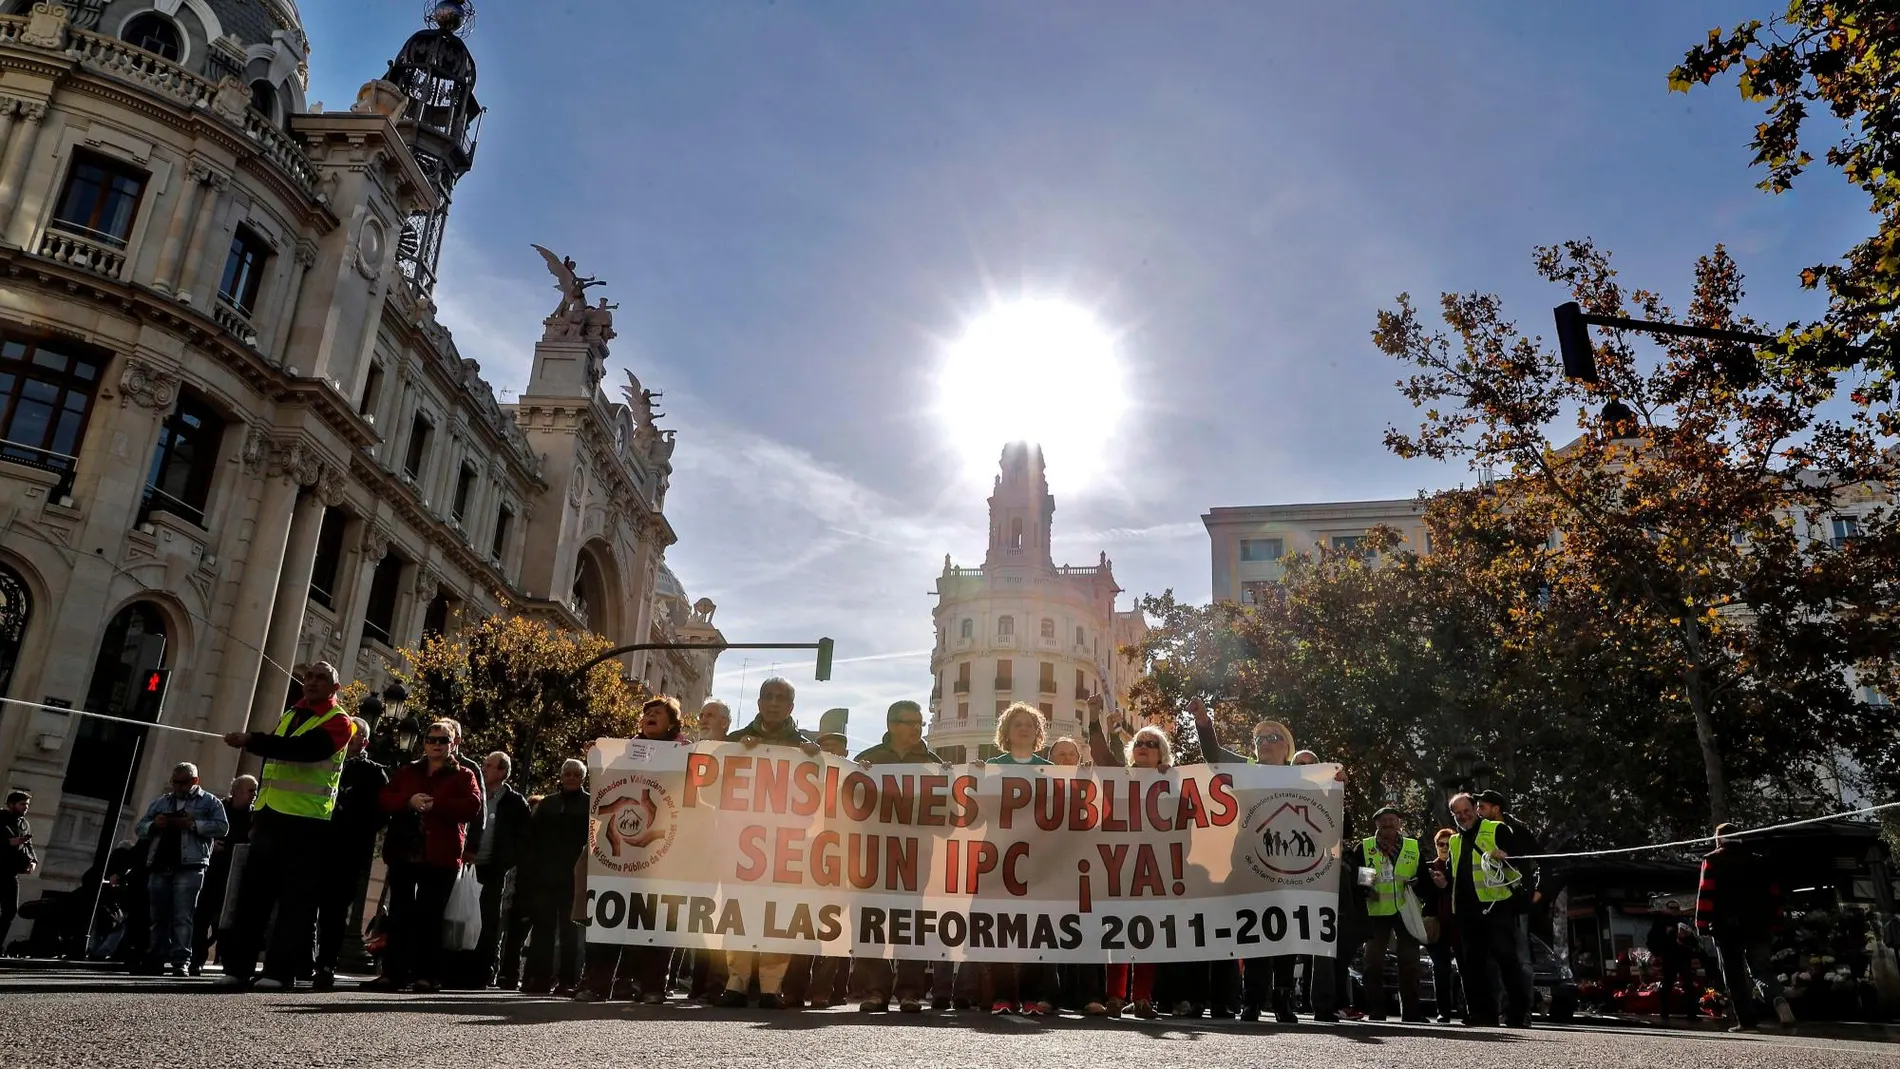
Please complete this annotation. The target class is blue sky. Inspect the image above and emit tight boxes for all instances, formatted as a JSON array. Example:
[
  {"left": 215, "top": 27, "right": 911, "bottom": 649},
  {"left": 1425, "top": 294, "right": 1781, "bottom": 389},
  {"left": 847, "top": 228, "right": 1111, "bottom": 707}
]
[{"left": 302, "top": 2, "right": 1865, "bottom": 750}]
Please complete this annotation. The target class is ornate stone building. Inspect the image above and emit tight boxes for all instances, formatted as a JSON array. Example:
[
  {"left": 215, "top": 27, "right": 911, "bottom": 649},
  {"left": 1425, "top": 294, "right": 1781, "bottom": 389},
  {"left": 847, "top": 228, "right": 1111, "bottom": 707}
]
[
  {"left": 925, "top": 443, "right": 1146, "bottom": 762},
  {"left": 0, "top": 0, "right": 720, "bottom": 893}
]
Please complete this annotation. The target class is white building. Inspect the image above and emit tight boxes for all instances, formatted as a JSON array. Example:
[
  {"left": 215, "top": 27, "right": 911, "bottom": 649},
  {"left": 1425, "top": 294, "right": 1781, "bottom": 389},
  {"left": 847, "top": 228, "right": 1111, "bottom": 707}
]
[
  {"left": 925, "top": 443, "right": 1146, "bottom": 761},
  {"left": 1203, "top": 497, "right": 1428, "bottom": 605}
]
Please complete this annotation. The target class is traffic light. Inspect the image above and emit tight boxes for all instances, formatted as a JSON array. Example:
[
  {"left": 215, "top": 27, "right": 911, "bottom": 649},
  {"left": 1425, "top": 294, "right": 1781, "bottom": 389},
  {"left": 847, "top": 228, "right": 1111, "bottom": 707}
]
[
  {"left": 1553, "top": 302, "right": 1599, "bottom": 384},
  {"left": 135, "top": 668, "right": 171, "bottom": 722},
  {"left": 815, "top": 637, "right": 835, "bottom": 682}
]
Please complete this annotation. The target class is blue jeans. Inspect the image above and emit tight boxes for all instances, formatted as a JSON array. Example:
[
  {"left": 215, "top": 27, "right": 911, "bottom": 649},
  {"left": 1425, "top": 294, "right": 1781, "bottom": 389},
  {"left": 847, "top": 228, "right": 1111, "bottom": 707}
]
[{"left": 148, "top": 868, "right": 207, "bottom": 966}]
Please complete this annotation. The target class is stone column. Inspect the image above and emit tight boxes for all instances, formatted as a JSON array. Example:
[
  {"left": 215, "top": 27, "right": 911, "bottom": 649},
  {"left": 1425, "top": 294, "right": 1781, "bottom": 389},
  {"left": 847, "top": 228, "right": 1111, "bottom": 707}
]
[
  {"left": 204, "top": 434, "right": 302, "bottom": 736},
  {"left": 0, "top": 102, "right": 48, "bottom": 236},
  {"left": 0, "top": 100, "right": 19, "bottom": 200},
  {"left": 267, "top": 243, "right": 317, "bottom": 364},
  {"left": 247, "top": 468, "right": 337, "bottom": 728},
  {"left": 337, "top": 522, "right": 389, "bottom": 671},
  {"left": 149, "top": 161, "right": 211, "bottom": 295},
  {"left": 172, "top": 170, "right": 230, "bottom": 307}
]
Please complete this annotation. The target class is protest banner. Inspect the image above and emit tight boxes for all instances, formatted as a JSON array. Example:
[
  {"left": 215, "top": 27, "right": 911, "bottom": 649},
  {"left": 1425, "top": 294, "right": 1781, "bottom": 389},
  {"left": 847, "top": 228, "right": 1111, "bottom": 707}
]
[{"left": 583, "top": 739, "right": 1344, "bottom": 963}]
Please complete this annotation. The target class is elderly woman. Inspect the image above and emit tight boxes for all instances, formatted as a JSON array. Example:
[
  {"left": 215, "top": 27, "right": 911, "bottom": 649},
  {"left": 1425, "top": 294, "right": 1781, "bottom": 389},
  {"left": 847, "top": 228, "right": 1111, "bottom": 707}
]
[
  {"left": 1421, "top": 827, "right": 1461, "bottom": 1022},
  {"left": 1047, "top": 736, "right": 1084, "bottom": 767},
  {"left": 982, "top": 704, "right": 1054, "bottom": 1015},
  {"left": 373, "top": 720, "right": 481, "bottom": 993},
  {"left": 1100, "top": 725, "right": 1173, "bottom": 1019}
]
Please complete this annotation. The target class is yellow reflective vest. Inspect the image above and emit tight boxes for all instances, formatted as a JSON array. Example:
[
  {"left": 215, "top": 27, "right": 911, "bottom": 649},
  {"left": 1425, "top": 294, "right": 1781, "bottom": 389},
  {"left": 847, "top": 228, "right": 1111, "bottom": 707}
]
[
  {"left": 1445, "top": 819, "right": 1514, "bottom": 912},
  {"left": 257, "top": 707, "right": 351, "bottom": 819},
  {"left": 1361, "top": 835, "right": 1421, "bottom": 917}
]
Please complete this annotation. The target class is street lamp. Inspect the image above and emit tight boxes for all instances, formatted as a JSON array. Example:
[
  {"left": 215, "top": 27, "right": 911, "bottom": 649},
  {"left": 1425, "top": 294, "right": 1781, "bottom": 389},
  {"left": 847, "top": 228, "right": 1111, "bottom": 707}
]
[{"left": 382, "top": 681, "right": 416, "bottom": 753}]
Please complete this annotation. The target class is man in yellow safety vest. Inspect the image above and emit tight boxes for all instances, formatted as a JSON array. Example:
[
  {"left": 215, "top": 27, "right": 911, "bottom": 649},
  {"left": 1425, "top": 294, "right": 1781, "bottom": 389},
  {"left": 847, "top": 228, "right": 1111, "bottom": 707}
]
[
  {"left": 217, "top": 661, "right": 356, "bottom": 989},
  {"left": 1360, "top": 806, "right": 1425, "bottom": 1021},
  {"left": 1432, "top": 792, "right": 1531, "bottom": 1027}
]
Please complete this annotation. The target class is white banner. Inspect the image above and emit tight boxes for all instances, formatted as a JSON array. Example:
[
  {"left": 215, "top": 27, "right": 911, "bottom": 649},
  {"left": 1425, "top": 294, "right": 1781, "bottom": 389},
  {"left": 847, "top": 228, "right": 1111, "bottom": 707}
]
[{"left": 584, "top": 739, "right": 1345, "bottom": 963}]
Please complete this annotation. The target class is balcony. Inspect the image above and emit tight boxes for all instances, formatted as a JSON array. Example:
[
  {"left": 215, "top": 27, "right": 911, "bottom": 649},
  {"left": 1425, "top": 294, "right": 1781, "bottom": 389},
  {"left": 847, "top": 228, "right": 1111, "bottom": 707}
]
[
  {"left": 994, "top": 677, "right": 1014, "bottom": 693},
  {"left": 0, "top": 440, "right": 78, "bottom": 499},
  {"left": 213, "top": 294, "right": 261, "bottom": 346},
  {"left": 136, "top": 485, "right": 205, "bottom": 529},
  {"left": 952, "top": 681, "right": 970, "bottom": 694},
  {"left": 995, "top": 633, "right": 1017, "bottom": 648},
  {"left": 38, "top": 226, "right": 128, "bottom": 280},
  {"left": 1038, "top": 678, "right": 1058, "bottom": 695}
]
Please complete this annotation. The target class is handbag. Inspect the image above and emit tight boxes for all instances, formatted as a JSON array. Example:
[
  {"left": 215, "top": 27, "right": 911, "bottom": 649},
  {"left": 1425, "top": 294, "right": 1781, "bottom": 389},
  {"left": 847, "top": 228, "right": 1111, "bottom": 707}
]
[{"left": 440, "top": 867, "right": 484, "bottom": 952}]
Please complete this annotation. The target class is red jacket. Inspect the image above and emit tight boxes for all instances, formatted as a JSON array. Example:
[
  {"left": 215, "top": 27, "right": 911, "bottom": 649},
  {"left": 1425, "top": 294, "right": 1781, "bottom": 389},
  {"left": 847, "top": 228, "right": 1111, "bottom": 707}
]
[{"left": 379, "top": 759, "right": 481, "bottom": 869}]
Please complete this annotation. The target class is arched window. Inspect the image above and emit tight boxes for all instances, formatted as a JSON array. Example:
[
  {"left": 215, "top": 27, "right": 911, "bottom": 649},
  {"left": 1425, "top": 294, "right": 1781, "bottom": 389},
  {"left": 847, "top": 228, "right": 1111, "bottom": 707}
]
[
  {"left": 63, "top": 601, "right": 168, "bottom": 801},
  {"left": 1039, "top": 618, "right": 1055, "bottom": 641},
  {"left": 959, "top": 618, "right": 972, "bottom": 640},
  {"left": 998, "top": 615, "right": 1014, "bottom": 638},
  {"left": 1009, "top": 518, "right": 1024, "bottom": 551},
  {"left": 250, "top": 80, "right": 279, "bottom": 121},
  {"left": 122, "top": 13, "right": 182, "bottom": 62},
  {"left": 0, "top": 562, "right": 31, "bottom": 699},
  {"left": 572, "top": 551, "right": 608, "bottom": 637}
]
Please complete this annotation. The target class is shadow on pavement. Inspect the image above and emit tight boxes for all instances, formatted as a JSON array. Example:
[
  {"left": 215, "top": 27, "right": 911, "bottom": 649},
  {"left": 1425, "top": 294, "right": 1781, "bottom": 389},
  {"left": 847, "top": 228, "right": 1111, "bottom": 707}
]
[{"left": 273, "top": 996, "right": 1533, "bottom": 1043}]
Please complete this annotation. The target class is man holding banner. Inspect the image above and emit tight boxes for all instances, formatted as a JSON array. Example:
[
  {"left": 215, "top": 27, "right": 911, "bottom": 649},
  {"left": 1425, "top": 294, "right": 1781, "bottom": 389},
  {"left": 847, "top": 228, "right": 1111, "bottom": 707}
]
[{"left": 851, "top": 700, "right": 945, "bottom": 1013}]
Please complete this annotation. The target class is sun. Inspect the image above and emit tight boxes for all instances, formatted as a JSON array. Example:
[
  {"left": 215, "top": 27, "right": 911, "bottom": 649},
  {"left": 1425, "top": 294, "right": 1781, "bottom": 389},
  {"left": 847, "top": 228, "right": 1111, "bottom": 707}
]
[{"left": 935, "top": 299, "right": 1128, "bottom": 488}]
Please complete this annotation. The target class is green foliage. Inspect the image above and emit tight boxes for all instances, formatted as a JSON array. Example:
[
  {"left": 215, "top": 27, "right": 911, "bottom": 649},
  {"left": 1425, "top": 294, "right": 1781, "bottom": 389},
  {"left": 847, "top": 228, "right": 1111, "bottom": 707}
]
[{"left": 394, "top": 615, "right": 646, "bottom": 794}]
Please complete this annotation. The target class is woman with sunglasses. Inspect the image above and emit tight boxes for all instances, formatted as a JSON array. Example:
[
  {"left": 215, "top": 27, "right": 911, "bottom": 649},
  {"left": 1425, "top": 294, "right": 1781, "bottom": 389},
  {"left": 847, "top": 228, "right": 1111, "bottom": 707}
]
[
  {"left": 1102, "top": 725, "right": 1172, "bottom": 1019},
  {"left": 375, "top": 720, "right": 481, "bottom": 993}
]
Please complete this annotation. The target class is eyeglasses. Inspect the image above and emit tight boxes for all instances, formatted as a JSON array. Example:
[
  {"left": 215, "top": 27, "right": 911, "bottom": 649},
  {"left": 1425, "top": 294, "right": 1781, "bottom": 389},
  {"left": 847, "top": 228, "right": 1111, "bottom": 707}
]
[
  {"left": 424, "top": 735, "right": 452, "bottom": 745},
  {"left": 1132, "top": 740, "right": 1161, "bottom": 750}
]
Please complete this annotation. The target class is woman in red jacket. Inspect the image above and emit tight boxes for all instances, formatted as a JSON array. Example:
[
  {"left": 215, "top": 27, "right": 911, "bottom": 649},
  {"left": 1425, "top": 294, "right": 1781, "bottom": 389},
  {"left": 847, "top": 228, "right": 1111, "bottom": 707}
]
[{"left": 373, "top": 719, "right": 481, "bottom": 993}]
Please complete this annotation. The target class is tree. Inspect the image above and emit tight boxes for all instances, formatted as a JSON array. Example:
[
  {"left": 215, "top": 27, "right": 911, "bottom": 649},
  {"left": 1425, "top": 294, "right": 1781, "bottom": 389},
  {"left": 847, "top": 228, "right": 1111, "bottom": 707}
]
[
  {"left": 394, "top": 615, "right": 646, "bottom": 793},
  {"left": 1672, "top": 1, "right": 1900, "bottom": 406},
  {"left": 1375, "top": 240, "right": 1900, "bottom": 824}
]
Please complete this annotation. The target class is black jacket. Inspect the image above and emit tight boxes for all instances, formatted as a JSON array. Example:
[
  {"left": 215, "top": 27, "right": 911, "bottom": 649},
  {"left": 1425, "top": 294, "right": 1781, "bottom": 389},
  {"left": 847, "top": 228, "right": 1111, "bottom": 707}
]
[
  {"left": 519, "top": 788, "right": 591, "bottom": 897},
  {"left": 1491, "top": 812, "right": 1542, "bottom": 911},
  {"left": 330, "top": 754, "right": 390, "bottom": 848},
  {"left": 2, "top": 810, "right": 33, "bottom": 875},
  {"left": 854, "top": 733, "right": 943, "bottom": 765},
  {"left": 479, "top": 783, "right": 533, "bottom": 871},
  {"left": 457, "top": 752, "right": 487, "bottom": 859},
  {"left": 729, "top": 714, "right": 811, "bottom": 749}
]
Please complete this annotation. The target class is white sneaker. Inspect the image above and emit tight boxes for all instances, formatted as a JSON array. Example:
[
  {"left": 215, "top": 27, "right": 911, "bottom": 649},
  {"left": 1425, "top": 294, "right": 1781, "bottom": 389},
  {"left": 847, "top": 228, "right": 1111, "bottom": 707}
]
[
  {"left": 1773, "top": 997, "right": 1795, "bottom": 1025},
  {"left": 253, "top": 977, "right": 288, "bottom": 991}
]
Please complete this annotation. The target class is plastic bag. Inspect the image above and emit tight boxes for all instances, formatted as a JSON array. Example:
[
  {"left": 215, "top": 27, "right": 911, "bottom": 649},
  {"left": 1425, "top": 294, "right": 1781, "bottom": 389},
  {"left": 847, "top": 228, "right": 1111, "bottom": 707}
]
[
  {"left": 1399, "top": 887, "right": 1430, "bottom": 944},
  {"left": 441, "top": 867, "right": 483, "bottom": 952}
]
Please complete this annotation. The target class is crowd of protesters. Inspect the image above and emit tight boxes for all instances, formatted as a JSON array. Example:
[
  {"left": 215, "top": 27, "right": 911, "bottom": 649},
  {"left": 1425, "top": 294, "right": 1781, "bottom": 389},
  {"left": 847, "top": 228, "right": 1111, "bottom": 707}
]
[{"left": 0, "top": 663, "right": 1801, "bottom": 1034}]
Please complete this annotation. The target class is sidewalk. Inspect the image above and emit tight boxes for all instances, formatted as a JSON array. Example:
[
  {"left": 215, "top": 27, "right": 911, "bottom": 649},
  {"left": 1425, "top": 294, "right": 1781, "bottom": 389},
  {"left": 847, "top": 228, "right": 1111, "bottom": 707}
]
[{"left": 1604, "top": 1010, "right": 1900, "bottom": 1043}]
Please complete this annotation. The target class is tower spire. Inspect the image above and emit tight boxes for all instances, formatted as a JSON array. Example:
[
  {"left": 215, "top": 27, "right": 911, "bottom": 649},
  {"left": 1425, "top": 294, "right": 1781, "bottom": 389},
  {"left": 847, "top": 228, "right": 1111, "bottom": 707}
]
[
  {"left": 983, "top": 442, "right": 1055, "bottom": 570},
  {"left": 385, "top": 1, "right": 483, "bottom": 295}
]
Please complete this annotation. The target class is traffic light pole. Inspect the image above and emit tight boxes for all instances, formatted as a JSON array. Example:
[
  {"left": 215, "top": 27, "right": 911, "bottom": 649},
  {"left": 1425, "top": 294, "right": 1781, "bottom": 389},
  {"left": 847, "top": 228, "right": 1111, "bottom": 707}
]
[
  {"left": 1554, "top": 301, "right": 1772, "bottom": 384},
  {"left": 570, "top": 638, "right": 837, "bottom": 683}
]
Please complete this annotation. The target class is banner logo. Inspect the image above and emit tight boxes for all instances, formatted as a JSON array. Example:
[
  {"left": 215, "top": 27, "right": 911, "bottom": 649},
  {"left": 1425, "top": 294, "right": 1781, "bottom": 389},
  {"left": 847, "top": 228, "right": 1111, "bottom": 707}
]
[
  {"left": 1242, "top": 792, "right": 1336, "bottom": 885},
  {"left": 593, "top": 773, "right": 678, "bottom": 873}
]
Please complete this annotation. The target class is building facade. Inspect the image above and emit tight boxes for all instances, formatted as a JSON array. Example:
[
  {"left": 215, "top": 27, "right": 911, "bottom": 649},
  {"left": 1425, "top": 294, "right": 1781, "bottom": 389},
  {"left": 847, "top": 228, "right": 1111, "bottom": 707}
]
[
  {"left": 925, "top": 443, "right": 1146, "bottom": 762},
  {"left": 1203, "top": 497, "right": 1427, "bottom": 604},
  {"left": 0, "top": 0, "right": 717, "bottom": 894}
]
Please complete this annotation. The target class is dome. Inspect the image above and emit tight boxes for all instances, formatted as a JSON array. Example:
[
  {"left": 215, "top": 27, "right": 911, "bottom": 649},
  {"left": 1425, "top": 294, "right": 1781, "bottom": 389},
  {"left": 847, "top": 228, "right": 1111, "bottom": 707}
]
[{"left": 654, "top": 562, "right": 687, "bottom": 602}]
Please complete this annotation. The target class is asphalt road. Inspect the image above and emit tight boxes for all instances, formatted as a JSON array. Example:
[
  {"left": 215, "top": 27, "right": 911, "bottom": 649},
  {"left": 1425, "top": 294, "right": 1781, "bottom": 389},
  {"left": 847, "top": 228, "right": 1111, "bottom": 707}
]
[{"left": 2, "top": 973, "right": 1893, "bottom": 1069}]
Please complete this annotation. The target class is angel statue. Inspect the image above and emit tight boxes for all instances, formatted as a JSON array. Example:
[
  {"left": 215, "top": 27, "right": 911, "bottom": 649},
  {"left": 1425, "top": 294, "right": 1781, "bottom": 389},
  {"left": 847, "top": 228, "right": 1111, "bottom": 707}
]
[{"left": 531, "top": 244, "right": 607, "bottom": 337}]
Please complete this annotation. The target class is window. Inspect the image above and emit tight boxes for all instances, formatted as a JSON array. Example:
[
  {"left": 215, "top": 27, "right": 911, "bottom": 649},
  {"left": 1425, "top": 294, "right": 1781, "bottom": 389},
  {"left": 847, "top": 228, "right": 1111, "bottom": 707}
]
[
  {"left": 142, "top": 390, "right": 225, "bottom": 526},
  {"left": 1239, "top": 537, "right": 1284, "bottom": 562},
  {"left": 402, "top": 411, "right": 432, "bottom": 481},
  {"left": 959, "top": 617, "right": 973, "bottom": 640},
  {"left": 998, "top": 615, "right": 1014, "bottom": 637},
  {"left": 218, "top": 226, "right": 272, "bottom": 315},
  {"left": 1038, "top": 702, "right": 1053, "bottom": 716},
  {"left": 51, "top": 152, "right": 147, "bottom": 247},
  {"left": 491, "top": 502, "right": 513, "bottom": 559},
  {"left": 954, "top": 662, "right": 970, "bottom": 693},
  {"left": 0, "top": 333, "right": 102, "bottom": 483},
  {"left": 121, "top": 13, "right": 181, "bottom": 62},
  {"left": 421, "top": 591, "right": 450, "bottom": 638},
  {"left": 1039, "top": 661, "right": 1056, "bottom": 693},
  {"left": 1331, "top": 534, "right": 1366, "bottom": 555},
  {"left": 361, "top": 552, "right": 405, "bottom": 646},
  {"left": 1039, "top": 617, "right": 1055, "bottom": 640},
  {"left": 1075, "top": 668, "right": 1087, "bottom": 699},
  {"left": 995, "top": 658, "right": 1012, "bottom": 691},
  {"left": 1075, "top": 626, "right": 1085, "bottom": 647},
  {"left": 1831, "top": 516, "right": 1861, "bottom": 547},
  {"left": 451, "top": 461, "right": 477, "bottom": 523},
  {"left": 308, "top": 507, "right": 347, "bottom": 609},
  {"left": 956, "top": 702, "right": 969, "bottom": 721},
  {"left": 250, "top": 80, "right": 279, "bottom": 121},
  {"left": 992, "top": 703, "right": 1007, "bottom": 722},
  {"left": 359, "top": 364, "right": 384, "bottom": 417},
  {"left": 1009, "top": 517, "right": 1024, "bottom": 550},
  {"left": 1240, "top": 580, "right": 1277, "bottom": 606}
]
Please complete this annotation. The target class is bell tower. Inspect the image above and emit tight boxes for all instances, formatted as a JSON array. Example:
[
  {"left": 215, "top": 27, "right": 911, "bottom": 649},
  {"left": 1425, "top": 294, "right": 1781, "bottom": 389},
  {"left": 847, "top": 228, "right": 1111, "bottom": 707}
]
[
  {"left": 385, "top": 1, "right": 483, "bottom": 294},
  {"left": 984, "top": 442, "right": 1056, "bottom": 570}
]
